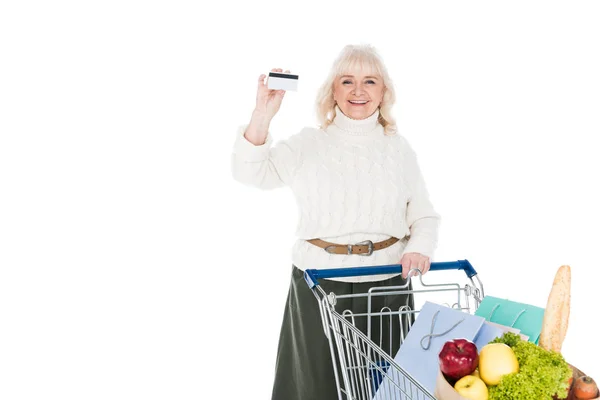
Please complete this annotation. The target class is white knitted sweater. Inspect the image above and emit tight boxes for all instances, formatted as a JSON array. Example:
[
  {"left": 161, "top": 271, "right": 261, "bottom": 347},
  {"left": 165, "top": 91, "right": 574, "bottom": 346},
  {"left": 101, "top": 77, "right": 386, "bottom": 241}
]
[{"left": 231, "top": 106, "right": 440, "bottom": 282}]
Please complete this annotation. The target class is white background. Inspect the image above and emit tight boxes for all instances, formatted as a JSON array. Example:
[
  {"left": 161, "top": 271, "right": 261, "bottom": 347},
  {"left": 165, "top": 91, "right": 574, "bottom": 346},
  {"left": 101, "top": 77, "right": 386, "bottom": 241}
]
[{"left": 1, "top": 1, "right": 599, "bottom": 399}]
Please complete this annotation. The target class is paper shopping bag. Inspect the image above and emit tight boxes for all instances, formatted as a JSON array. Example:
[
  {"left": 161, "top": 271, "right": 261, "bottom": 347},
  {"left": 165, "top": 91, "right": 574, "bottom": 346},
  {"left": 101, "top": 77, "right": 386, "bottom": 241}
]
[
  {"left": 474, "top": 296, "right": 544, "bottom": 344},
  {"left": 373, "top": 302, "right": 485, "bottom": 398}
]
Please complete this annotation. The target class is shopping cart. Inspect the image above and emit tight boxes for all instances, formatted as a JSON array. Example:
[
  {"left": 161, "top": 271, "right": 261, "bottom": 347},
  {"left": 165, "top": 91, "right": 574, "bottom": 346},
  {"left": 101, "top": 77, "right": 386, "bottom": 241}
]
[{"left": 304, "top": 260, "right": 484, "bottom": 400}]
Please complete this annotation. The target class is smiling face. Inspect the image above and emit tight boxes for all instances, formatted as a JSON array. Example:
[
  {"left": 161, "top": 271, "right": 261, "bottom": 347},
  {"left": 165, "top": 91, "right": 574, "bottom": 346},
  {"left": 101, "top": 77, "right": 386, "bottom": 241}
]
[{"left": 333, "top": 71, "right": 385, "bottom": 120}]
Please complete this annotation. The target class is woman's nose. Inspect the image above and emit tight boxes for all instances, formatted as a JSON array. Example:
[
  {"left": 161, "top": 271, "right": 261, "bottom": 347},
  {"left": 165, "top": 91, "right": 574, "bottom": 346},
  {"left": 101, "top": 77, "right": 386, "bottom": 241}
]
[{"left": 352, "top": 85, "right": 364, "bottom": 95}]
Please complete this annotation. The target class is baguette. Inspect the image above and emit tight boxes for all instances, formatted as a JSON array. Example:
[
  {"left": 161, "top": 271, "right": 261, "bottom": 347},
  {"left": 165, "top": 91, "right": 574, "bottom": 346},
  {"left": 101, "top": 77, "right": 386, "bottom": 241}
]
[{"left": 539, "top": 265, "right": 571, "bottom": 353}]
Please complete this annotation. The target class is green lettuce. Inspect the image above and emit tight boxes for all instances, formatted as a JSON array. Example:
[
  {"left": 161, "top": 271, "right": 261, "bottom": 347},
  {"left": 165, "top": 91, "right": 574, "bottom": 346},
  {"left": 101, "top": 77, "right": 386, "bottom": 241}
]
[{"left": 487, "top": 332, "right": 572, "bottom": 400}]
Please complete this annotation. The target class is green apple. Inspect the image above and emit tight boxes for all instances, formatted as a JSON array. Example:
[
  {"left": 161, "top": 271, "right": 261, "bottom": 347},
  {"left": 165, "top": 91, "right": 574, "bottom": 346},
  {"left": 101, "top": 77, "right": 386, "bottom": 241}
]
[
  {"left": 478, "top": 343, "right": 519, "bottom": 386},
  {"left": 454, "top": 375, "right": 489, "bottom": 400}
]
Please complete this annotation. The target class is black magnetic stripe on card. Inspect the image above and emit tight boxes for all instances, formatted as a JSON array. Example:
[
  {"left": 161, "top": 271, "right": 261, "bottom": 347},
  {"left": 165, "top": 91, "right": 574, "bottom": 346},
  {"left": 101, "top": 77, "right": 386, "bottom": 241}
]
[{"left": 268, "top": 72, "right": 299, "bottom": 80}]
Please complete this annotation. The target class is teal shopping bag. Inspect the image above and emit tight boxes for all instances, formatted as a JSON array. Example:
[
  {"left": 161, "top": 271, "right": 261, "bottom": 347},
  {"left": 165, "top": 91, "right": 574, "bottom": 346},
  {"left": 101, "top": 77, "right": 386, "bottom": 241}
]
[{"left": 474, "top": 296, "right": 545, "bottom": 344}]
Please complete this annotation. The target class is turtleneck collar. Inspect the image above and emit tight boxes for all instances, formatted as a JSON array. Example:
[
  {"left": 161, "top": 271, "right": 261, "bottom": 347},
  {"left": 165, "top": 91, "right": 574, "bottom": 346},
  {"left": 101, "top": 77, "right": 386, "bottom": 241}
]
[{"left": 329, "top": 105, "right": 381, "bottom": 137}]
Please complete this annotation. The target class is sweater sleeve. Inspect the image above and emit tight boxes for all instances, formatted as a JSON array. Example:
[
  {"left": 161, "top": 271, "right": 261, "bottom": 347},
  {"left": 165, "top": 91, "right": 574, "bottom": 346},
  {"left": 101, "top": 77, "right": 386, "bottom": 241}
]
[
  {"left": 400, "top": 138, "right": 441, "bottom": 258},
  {"left": 231, "top": 124, "right": 303, "bottom": 189}
]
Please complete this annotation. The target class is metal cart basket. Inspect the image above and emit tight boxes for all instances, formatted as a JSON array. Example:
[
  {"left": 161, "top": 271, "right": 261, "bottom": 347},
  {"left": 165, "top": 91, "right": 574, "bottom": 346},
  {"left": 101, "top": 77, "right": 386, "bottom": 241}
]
[{"left": 304, "top": 260, "right": 484, "bottom": 400}]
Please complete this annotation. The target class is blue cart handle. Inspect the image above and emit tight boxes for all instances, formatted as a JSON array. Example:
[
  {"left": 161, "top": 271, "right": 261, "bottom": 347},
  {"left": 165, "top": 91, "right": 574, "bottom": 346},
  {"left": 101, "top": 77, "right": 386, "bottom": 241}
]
[{"left": 304, "top": 260, "right": 477, "bottom": 289}]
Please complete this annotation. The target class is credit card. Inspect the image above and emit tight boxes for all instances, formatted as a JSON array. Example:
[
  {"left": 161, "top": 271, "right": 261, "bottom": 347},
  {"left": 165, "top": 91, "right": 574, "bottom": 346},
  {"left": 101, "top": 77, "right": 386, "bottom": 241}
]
[{"left": 267, "top": 72, "right": 299, "bottom": 91}]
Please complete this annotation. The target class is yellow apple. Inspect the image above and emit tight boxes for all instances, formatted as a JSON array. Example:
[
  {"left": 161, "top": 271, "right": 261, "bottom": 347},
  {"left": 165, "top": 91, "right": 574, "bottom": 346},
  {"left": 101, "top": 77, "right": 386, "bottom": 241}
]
[
  {"left": 478, "top": 343, "right": 519, "bottom": 386},
  {"left": 454, "top": 375, "right": 489, "bottom": 400}
]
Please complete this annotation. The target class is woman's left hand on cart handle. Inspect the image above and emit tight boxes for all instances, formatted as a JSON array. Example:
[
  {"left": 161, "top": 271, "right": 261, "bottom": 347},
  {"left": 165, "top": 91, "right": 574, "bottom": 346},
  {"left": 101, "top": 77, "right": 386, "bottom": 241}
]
[{"left": 400, "top": 252, "right": 430, "bottom": 279}]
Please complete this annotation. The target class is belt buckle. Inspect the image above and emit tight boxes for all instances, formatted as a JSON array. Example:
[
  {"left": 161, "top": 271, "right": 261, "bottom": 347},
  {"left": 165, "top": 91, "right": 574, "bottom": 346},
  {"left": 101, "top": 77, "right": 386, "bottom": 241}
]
[
  {"left": 354, "top": 240, "right": 374, "bottom": 256},
  {"left": 324, "top": 240, "right": 374, "bottom": 256}
]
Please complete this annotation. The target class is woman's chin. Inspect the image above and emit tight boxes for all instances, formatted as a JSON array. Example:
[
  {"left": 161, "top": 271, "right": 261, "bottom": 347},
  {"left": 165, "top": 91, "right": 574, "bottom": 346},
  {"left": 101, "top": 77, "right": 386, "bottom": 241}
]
[{"left": 345, "top": 108, "right": 375, "bottom": 120}]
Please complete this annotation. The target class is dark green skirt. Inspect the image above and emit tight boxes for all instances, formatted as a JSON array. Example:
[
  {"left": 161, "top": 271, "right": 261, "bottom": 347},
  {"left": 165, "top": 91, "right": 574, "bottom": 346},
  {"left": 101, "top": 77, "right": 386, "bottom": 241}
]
[{"left": 271, "top": 265, "right": 414, "bottom": 400}]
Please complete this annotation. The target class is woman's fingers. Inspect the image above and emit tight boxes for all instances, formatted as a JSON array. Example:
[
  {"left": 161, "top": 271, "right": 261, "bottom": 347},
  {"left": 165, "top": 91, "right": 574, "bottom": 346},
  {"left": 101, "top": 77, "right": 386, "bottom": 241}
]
[
  {"left": 418, "top": 258, "right": 427, "bottom": 275},
  {"left": 259, "top": 69, "right": 280, "bottom": 93},
  {"left": 255, "top": 68, "right": 288, "bottom": 116},
  {"left": 265, "top": 68, "right": 286, "bottom": 92},
  {"left": 401, "top": 257, "right": 411, "bottom": 279},
  {"left": 401, "top": 253, "right": 431, "bottom": 278},
  {"left": 423, "top": 258, "right": 431, "bottom": 274},
  {"left": 260, "top": 68, "right": 279, "bottom": 90}
]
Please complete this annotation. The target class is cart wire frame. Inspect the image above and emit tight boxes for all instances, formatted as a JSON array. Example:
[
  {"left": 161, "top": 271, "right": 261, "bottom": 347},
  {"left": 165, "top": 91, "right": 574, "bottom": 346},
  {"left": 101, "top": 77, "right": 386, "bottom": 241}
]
[{"left": 304, "top": 260, "right": 484, "bottom": 400}]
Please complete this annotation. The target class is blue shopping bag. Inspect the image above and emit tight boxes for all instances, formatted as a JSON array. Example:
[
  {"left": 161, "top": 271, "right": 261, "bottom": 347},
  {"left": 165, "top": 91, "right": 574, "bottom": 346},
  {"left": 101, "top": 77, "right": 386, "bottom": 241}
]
[
  {"left": 473, "top": 321, "right": 510, "bottom": 351},
  {"left": 373, "top": 302, "right": 485, "bottom": 398}
]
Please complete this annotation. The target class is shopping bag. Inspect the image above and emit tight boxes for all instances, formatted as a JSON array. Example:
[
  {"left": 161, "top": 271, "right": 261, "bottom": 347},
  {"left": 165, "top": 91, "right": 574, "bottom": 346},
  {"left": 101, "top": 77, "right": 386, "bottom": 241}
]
[
  {"left": 486, "top": 320, "right": 529, "bottom": 341},
  {"left": 474, "top": 320, "right": 530, "bottom": 350},
  {"left": 473, "top": 321, "right": 506, "bottom": 351},
  {"left": 373, "top": 301, "right": 485, "bottom": 398},
  {"left": 474, "top": 295, "right": 544, "bottom": 344}
]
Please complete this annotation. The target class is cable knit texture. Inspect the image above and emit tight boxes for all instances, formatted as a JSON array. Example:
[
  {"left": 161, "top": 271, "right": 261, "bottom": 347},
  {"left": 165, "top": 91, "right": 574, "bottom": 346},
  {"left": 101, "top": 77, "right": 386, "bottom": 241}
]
[{"left": 231, "top": 106, "right": 440, "bottom": 282}]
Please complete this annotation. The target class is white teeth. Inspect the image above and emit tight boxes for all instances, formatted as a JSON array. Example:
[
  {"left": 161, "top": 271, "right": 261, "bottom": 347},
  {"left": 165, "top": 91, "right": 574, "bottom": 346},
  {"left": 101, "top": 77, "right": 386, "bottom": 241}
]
[{"left": 349, "top": 100, "right": 368, "bottom": 104}]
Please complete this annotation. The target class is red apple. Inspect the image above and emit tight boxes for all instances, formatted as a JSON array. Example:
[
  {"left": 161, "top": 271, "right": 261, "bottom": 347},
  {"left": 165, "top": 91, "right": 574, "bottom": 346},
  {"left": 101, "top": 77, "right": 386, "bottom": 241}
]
[{"left": 439, "top": 338, "right": 479, "bottom": 381}]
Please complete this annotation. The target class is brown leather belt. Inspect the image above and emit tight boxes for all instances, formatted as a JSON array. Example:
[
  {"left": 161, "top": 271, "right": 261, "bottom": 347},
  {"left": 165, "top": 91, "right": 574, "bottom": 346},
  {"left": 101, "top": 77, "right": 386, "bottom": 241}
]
[{"left": 306, "top": 237, "right": 399, "bottom": 256}]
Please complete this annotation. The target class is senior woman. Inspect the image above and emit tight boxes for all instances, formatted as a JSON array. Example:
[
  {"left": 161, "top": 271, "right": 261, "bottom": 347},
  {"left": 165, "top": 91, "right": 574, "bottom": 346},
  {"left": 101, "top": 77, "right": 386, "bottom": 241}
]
[{"left": 231, "top": 44, "right": 440, "bottom": 400}]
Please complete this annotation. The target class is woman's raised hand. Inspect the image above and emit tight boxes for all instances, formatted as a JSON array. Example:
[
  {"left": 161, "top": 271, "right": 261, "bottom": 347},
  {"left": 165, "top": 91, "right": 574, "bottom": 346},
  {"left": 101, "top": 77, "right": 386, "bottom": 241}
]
[{"left": 254, "top": 68, "right": 289, "bottom": 120}]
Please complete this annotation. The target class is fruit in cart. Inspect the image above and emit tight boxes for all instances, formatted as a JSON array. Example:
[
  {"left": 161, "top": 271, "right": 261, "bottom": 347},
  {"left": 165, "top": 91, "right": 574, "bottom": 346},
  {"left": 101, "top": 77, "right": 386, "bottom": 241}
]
[
  {"left": 573, "top": 376, "right": 599, "bottom": 400},
  {"left": 454, "top": 374, "right": 489, "bottom": 400},
  {"left": 439, "top": 338, "right": 479, "bottom": 381},
  {"left": 478, "top": 343, "right": 519, "bottom": 386}
]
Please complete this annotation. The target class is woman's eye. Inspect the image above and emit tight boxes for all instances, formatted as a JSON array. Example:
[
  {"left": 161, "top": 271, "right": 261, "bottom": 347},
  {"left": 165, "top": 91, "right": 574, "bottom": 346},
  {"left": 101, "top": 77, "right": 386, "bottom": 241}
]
[
  {"left": 366, "top": 80, "right": 376, "bottom": 84},
  {"left": 343, "top": 80, "right": 352, "bottom": 84}
]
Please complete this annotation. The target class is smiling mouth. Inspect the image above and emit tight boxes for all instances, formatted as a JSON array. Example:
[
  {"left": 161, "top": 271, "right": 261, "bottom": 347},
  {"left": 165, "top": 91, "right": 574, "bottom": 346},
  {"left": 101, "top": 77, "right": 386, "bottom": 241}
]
[{"left": 348, "top": 100, "right": 369, "bottom": 105}]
